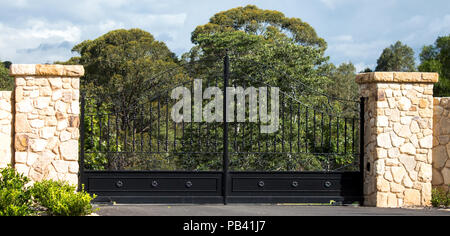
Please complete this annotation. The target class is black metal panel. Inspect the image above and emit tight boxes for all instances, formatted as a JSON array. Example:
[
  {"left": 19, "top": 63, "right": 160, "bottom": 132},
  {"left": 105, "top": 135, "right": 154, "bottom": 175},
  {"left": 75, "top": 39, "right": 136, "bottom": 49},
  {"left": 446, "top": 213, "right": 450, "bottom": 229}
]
[
  {"left": 82, "top": 170, "right": 362, "bottom": 204},
  {"left": 227, "top": 172, "right": 362, "bottom": 204},
  {"left": 82, "top": 171, "right": 223, "bottom": 203}
]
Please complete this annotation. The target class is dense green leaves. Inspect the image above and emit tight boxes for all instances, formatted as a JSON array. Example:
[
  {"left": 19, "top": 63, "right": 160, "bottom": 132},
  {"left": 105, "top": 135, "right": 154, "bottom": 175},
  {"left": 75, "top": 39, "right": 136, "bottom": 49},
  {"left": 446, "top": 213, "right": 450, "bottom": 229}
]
[
  {"left": 61, "top": 29, "right": 186, "bottom": 111},
  {"left": 30, "top": 181, "right": 96, "bottom": 216},
  {"left": 418, "top": 35, "right": 450, "bottom": 96},
  {"left": 191, "top": 5, "right": 327, "bottom": 50},
  {"left": 0, "top": 166, "right": 96, "bottom": 216},
  {"left": 375, "top": 41, "right": 416, "bottom": 72},
  {"left": 0, "top": 166, "right": 34, "bottom": 216},
  {"left": 0, "top": 62, "right": 14, "bottom": 91}
]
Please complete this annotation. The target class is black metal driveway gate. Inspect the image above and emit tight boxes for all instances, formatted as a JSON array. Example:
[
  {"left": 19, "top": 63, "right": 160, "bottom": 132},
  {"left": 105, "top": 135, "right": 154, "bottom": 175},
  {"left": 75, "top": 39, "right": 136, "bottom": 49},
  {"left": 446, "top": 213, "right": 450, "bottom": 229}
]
[{"left": 79, "top": 54, "right": 365, "bottom": 204}]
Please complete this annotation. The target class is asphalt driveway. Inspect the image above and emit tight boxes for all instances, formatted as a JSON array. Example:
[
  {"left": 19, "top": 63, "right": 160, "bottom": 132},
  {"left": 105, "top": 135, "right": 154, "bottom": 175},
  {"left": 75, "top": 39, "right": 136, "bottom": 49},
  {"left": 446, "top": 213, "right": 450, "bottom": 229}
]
[{"left": 94, "top": 204, "right": 450, "bottom": 216}]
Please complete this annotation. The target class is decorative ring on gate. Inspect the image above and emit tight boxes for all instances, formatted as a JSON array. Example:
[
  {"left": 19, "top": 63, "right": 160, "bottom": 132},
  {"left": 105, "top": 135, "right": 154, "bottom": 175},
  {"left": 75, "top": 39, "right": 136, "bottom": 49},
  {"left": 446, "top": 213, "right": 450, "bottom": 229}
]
[
  {"left": 324, "top": 181, "right": 332, "bottom": 188},
  {"left": 292, "top": 181, "right": 299, "bottom": 188},
  {"left": 258, "top": 181, "right": 265, "bottom": 188},
  {"left": 151, "top": 180, "right": 159, "bottom": 188},
  {"left": 185, "top": 181, "right": 193, "bottom": 188},
  {"left": 116, "top": 180, "right": 124, "bottom": 188}
]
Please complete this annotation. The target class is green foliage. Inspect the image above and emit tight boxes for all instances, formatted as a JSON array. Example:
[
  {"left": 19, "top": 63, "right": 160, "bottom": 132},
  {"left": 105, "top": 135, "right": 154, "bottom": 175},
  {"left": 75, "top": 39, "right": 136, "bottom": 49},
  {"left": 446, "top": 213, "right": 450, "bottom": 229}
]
[
  {"left": 0, "top": 63, "right": 14, "bottom": 91},
  {"left": 326, "top": 62, "right": 358, "bottom": 105},
  {"left": 30, "top": 181, "right": 96, "bottom": 216},
  {"left": 0, "top": 166, "right": 96, "bottom": 216},
  {"left": 185, "top": 4, "right": 331, "bottom": 98},
  {"left": 0, "top": 166, "right": 34, "bottom": 216},
  {"left": 418, "top": 35, "right": 450, "bottom": 96},
  {"left": 82, "top": 97, "right": 122, "bottom": 170},
  {"left": 375, "top": 41, "right": 416, "bottom": 72},
  {"left": 62, "top": 28, "right": 186, "bottom": 109},
  {"left": 74, "top": 8, "right": 358, "bottom": 172},
  {"left": 191, "top": 5, "right": 326, "bottom": 50},
  {"left": 431, "top": 187, "right": 450, "bottom": 208}
]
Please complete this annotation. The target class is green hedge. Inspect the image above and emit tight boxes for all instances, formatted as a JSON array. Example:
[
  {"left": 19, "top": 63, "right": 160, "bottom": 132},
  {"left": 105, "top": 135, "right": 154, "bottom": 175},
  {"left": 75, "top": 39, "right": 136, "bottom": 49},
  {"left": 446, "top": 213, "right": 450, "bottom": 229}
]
[{"left": 0, "top": 166, "right": 97, "bottom": 216}]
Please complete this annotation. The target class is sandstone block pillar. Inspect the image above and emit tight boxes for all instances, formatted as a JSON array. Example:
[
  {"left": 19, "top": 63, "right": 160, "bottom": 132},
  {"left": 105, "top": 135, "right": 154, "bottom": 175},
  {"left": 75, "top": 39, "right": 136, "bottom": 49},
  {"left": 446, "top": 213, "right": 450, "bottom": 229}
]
[
  {"left": 0, "top": 91, "right": 13, "bottom": 169},
  {"left": 432, "top": 97, "right": 450, "bottom": 191},
  {"left": 356, "top": 72, "right": 438, "bottom": 207},
  {"left": 10, "top": 64, "right": 84, "bottom": 186}
]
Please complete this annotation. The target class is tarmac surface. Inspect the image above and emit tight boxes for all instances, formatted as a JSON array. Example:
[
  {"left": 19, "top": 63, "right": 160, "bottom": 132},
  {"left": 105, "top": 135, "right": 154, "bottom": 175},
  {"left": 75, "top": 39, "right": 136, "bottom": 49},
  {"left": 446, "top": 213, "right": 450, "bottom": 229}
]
[{"left": 95, "top": 204, "right": 450, "bottom": 216}]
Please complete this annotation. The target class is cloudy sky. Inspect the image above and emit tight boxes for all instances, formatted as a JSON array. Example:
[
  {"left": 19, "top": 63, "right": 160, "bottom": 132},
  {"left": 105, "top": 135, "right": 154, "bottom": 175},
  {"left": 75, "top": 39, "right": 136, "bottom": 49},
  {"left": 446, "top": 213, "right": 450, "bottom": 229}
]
[{"left": 0, "top": 0, "right": 449, "bottom": 71}]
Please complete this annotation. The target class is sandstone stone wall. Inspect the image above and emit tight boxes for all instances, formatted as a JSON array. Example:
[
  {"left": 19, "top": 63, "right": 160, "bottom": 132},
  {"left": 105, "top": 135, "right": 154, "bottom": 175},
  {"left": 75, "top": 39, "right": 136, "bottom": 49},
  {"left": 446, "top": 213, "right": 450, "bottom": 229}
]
[
  {"left": 357, "top": 72, "right": 438, "bottom": 208},
  {"left": 10, "top": 64, "right": 83, "bottom": 186},
  {"left": 0, "top": 91, "right": 13, "bottom": 169},
  {"left": 432, "top": 97, "right": 450, "bottom": 191}
]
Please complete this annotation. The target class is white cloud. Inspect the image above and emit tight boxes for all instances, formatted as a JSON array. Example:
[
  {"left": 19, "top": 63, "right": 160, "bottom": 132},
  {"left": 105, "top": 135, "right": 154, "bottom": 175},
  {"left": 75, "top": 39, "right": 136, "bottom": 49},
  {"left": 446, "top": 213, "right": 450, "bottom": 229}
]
[
  {"left": 126, "top": 13, "right": 187, "bottom": 29},
  {"left": 0, "top": 20, "right": 81, "bottom": 63},
  {"left": 319, "top": 0, "right": 353, "bottom": 9},
  {"left": 331, "top": 35, "right": 353, "bottom": 42},
  {"left": 328, "top": 40, "right": 389, "bottom": 60},
  {"left": 429, "top": 14, "right": 450, "bottom": 34},
  {"left": 354, "top": 62, "right": 375, "bottom": 73}
]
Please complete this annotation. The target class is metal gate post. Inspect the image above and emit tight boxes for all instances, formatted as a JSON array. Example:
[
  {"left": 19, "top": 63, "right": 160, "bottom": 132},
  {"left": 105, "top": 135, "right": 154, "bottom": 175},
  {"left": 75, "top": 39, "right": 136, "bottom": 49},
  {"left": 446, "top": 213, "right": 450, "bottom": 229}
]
[
  {"left": 222, "top": 51, "right": 230, "bottom": 205},
  {"left": 78, "top": 91, "right": 86, "bottom": 192},
  {"left": 359, "top": 97, "right": 365, "bottom": 203}
]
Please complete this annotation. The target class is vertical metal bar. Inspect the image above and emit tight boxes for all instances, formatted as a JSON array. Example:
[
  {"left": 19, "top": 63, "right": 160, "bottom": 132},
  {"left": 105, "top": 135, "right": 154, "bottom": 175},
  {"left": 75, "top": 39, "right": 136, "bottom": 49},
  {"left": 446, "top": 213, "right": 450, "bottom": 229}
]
[
  {"left": 249, "top": 121, "right": 253, "bottom": 153},
  {"left": 90, "top": 115, "right": 94, "bottom": 148},
  {"left": 281, "top": 93, "right": 285, "bottom": 153},
  {"left": 157, "top": 100, "right": 161, "bottom": 152},
  {"left": 336, "top": 117, "right": 339, "bottom": 154},
  {"left": 222, "top": 52, "right": 230, "bottom": 205},
  {"left": 78, "top": 92, "right": 86, "bottom": 191},
  {"left": 328, "top": 114, "right": 332, "bottom": 171},
  {"left": 289, "top": 102, "right": 293, "bottom": 154},
  {"left": 166, "top": 97, "right": 169, "bottom": 152},
  {"left": 258, "top": 120, "right": 261, "bottom": 153},
  {"left": 149, "top": 104, "right": 153, "bottom": 152},
  {"left": 182, "top": 119, "right": 185, "bottom": 149},
  {"left": 107, "top": 113, "right": 110, "bottom": 153},
  {"left": 329, "top": 115, "right": 332, "bottom": 150},
  {"left": 124, "top": 115, "right": 127, "bottom": 153},
  {"left": 352, "top": 118, "right": 355, "bottom": 154},
  {"left": 360, "top": 97, "right": 366, "bottom": 176},
  {"left": 305, "top": 108, "right": 309, "bottom": 153},
  {"left": 313, "top": 110, "right": 316, "bottom": 151},
  {"left": 140, "top": 109, "right": 143, "bottom": 152},
  {"left": 173, "top": 121, "right": 177, "bottom": 152},
  {"left": 206, "top": 122, "right": 210, "bottom": 151},
  {"left": 321, "top": 113, "right": 324, "bottom": 150},
  {"left": 344, "top": 118, "right": 347, "bottom": 154},
  {"left": 115, "top": 112, "right": 119, "bottom": 152},
  {"left": 297, "top": 106, "right": 301, "bottom": 153},
  {"left": 98, "top": 111, "right": 102, "bottom": 153},
  {"left": 132, "top": 114, "right": 135, "bottom": 152}
]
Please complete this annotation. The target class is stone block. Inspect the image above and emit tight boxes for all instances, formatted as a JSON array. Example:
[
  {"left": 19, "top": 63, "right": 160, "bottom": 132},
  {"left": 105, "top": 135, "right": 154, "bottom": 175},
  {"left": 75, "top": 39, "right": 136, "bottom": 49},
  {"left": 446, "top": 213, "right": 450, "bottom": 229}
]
[{"left": 60, "top": 140, "right": 78, "bottom": 161}]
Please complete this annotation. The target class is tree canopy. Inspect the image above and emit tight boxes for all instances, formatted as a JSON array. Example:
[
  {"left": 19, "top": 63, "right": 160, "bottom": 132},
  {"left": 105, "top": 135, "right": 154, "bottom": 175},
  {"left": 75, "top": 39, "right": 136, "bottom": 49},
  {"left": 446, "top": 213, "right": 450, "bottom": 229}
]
[
  {"left": 191, "top": 5, "right": 326, "bottom": 51},
  {"left": 60, "top": 28, "right": 185, "bottom": 111},
  {"left": 185, "top": 5, "right": 330, "bottom": 97},
  {"left": 418, "top": 35, "right": 450, "bottom": 96},
  {"left": 0, "top": 62, "right": 13, "bottom": 91},
  {"left": 375, "top": 41, "right": 416, "bottom": 72}
]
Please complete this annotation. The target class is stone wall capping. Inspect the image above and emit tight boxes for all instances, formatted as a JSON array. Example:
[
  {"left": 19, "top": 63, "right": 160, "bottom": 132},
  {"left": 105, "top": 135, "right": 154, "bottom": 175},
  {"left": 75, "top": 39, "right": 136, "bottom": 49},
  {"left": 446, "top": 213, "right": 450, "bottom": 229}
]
[
  {"left": 356, "top": 72, "right": 439, "bottom": 84},
  {"left": 10, "top": 64, "right": 84, "bottom": 77}
]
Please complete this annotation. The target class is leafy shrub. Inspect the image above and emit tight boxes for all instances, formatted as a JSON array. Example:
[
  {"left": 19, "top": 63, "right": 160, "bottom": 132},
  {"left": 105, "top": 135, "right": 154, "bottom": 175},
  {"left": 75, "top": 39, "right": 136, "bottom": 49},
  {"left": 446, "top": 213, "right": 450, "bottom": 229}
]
[
  {"left": 30, "top": 180, "right": 97, "bottom": 216},
  {"left": 0, "top": 166, "right": 96, "bottom": 216},
  {"left": 0, "top": 166, "right": 34, "bottom": 216},
  {"left": 431, "top": 187, "right": 450, "bottom": 208}
]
